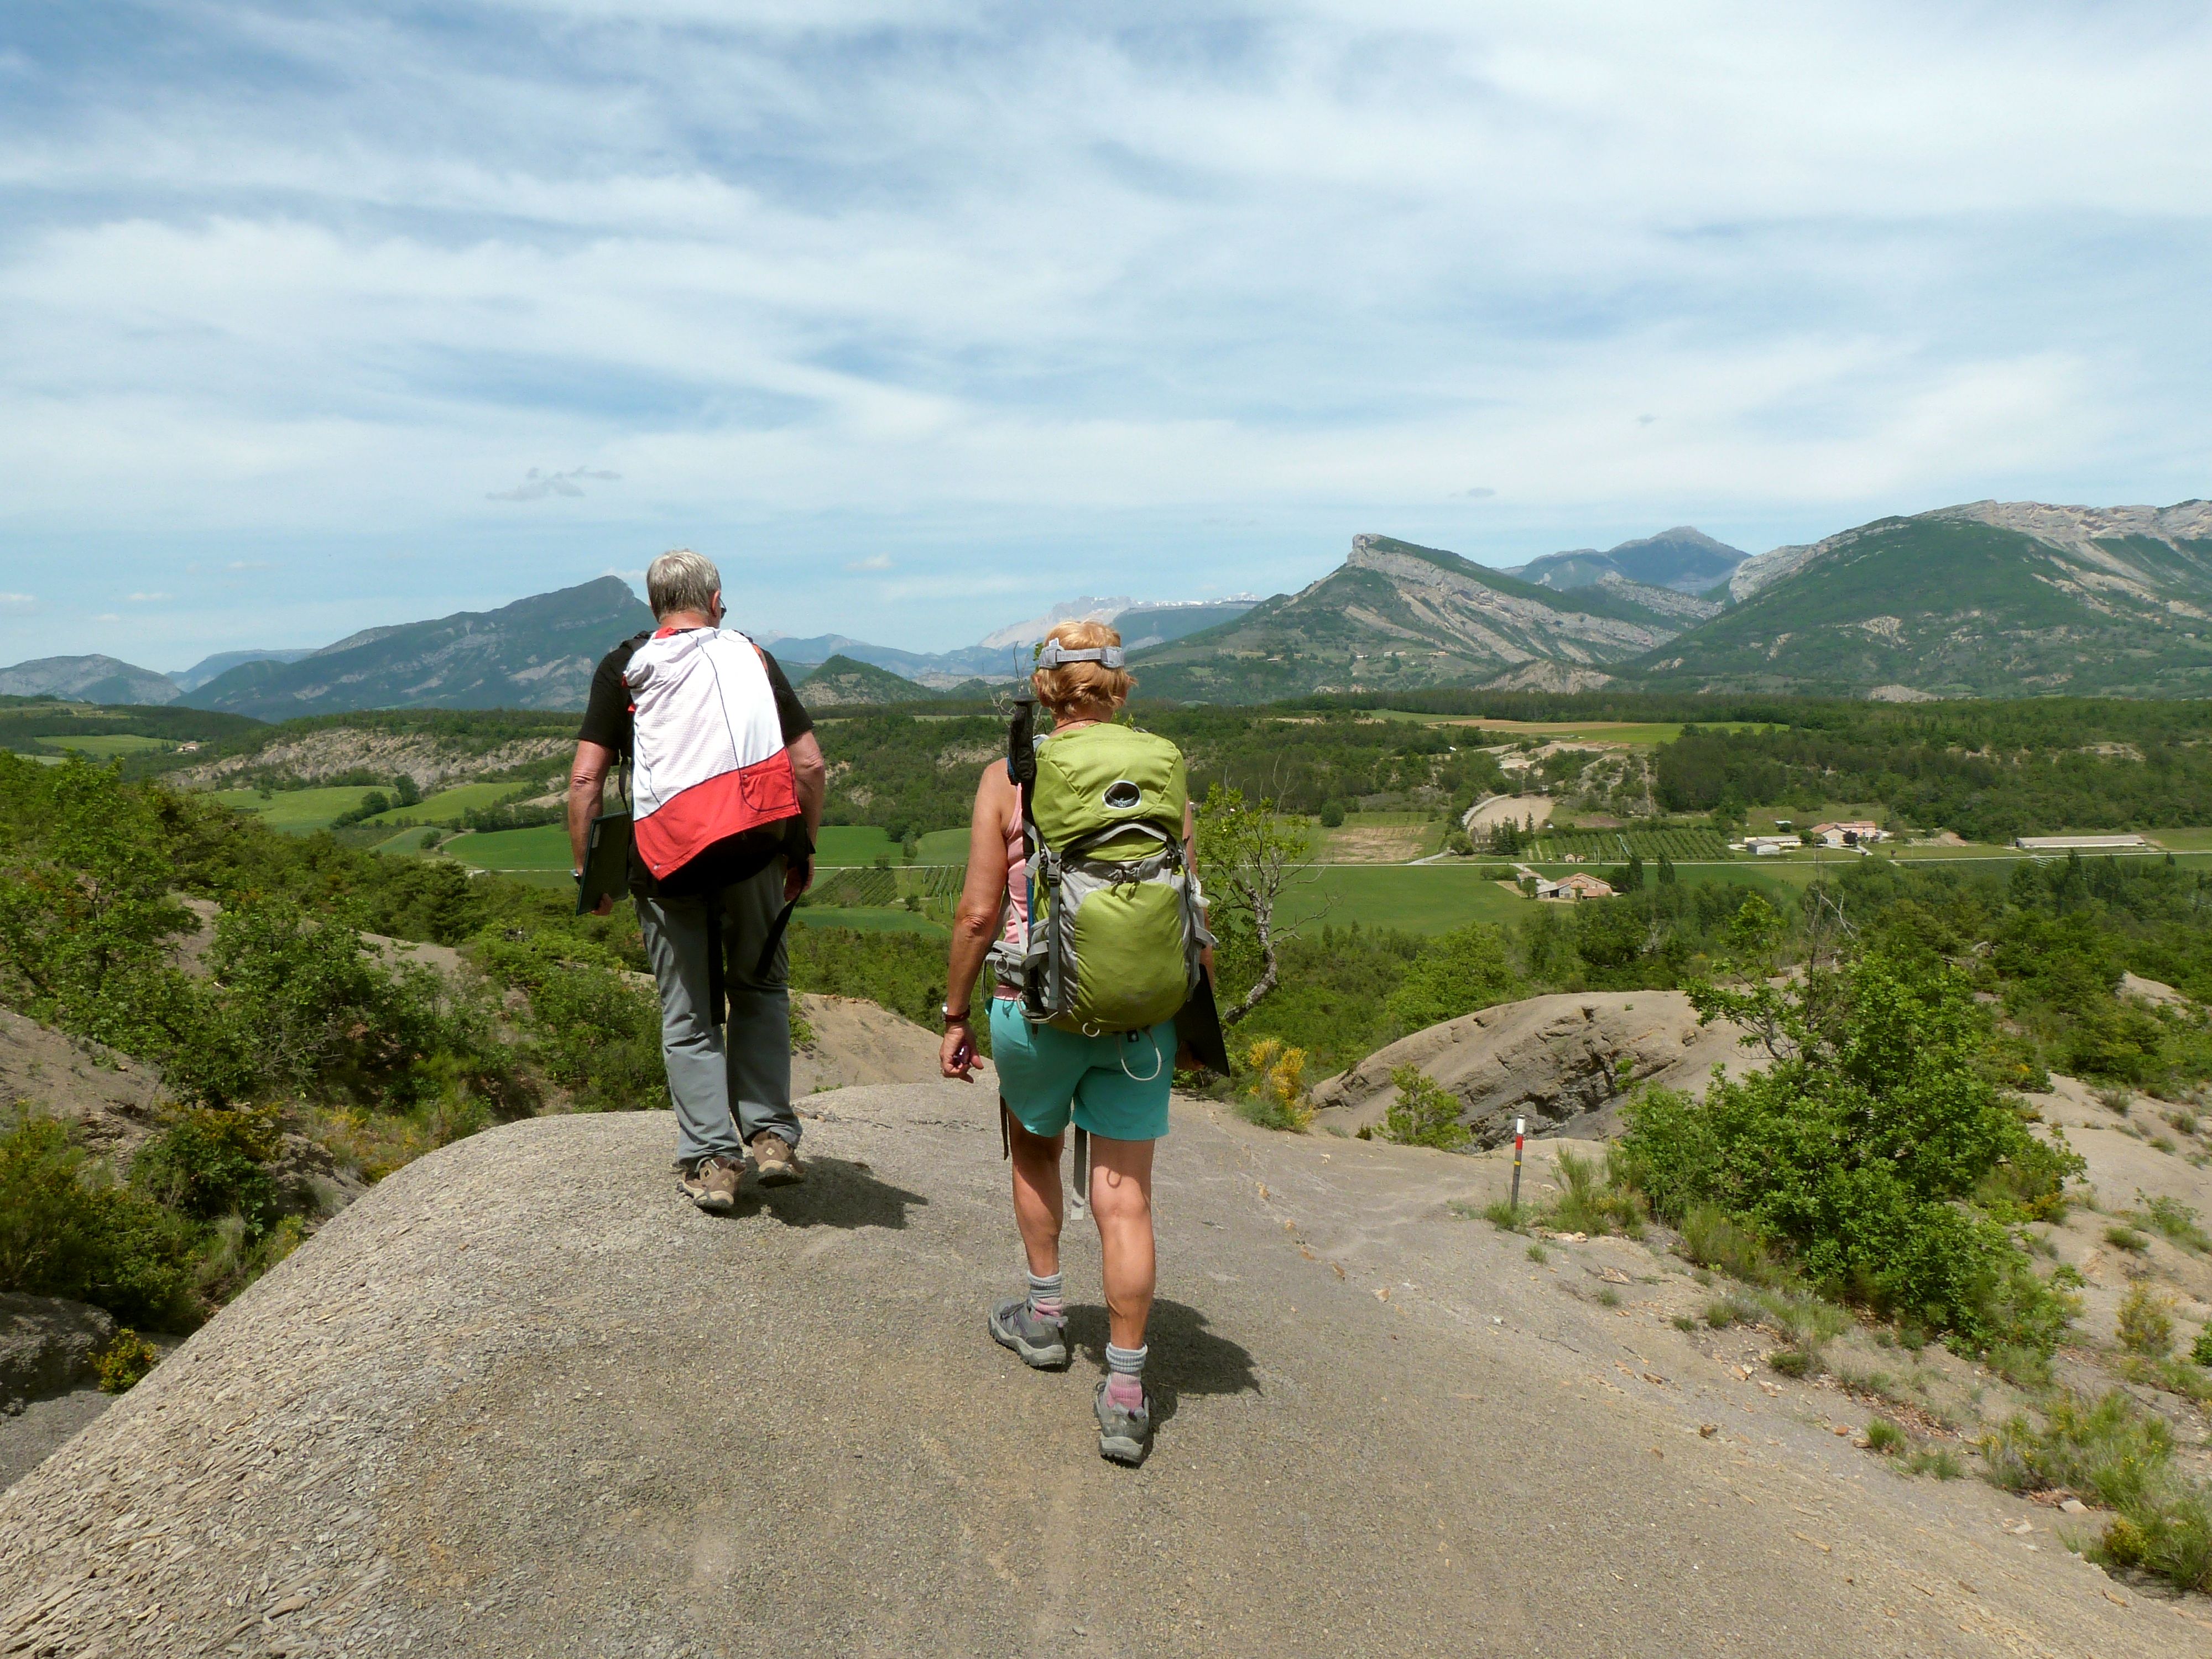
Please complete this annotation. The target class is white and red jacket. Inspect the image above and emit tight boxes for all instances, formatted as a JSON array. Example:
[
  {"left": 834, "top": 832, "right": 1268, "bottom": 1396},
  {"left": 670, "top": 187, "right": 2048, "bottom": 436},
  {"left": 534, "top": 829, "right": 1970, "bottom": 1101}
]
[{"left": 623, "top": 627, "right": 801, "bottom": 880}]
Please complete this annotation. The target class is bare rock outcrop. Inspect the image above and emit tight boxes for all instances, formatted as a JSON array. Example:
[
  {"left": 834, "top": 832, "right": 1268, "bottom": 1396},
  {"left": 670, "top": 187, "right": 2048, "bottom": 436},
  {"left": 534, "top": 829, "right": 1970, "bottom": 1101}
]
[
  {"left": 0, "top": 1296, "right": 113, "bottom": 1412},
  {"left": 1311, "top": 989, "right": 1752, "bottom": 1145},
  {"left": 792, "top": 992, "right": 985, "bottom": 1094},
  {"left": 0, "top": 1006, "right": 167, "bottom": 1166}
]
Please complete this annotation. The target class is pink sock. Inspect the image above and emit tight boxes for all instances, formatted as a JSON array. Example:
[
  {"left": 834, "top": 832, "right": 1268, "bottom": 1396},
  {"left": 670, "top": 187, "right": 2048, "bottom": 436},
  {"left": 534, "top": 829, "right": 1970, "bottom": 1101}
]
[{"left": 1106, "top": 1373, "right": 1144, "bottom": 1408}]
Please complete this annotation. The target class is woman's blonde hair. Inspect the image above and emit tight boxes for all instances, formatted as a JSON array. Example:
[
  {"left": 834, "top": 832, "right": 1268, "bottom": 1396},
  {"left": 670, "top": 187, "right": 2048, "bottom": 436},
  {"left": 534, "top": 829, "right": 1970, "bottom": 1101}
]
[{"left": 1032, "top": 618, "right": 1134, "bottom": 715}]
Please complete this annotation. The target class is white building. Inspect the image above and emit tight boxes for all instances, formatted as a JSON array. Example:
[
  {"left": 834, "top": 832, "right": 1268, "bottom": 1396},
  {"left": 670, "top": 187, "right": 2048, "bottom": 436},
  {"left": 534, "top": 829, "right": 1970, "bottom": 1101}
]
[
  {"left": 1807, "top": 821, "right": 1884, "bottom": 848},
  {"left": 2015, "top": 834, "right": 2152, "bottom": 852}
]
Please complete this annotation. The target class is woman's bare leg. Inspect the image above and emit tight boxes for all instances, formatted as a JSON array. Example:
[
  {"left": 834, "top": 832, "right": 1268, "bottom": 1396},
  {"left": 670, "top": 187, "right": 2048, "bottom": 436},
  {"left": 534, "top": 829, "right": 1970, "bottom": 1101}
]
[
  {"left": 1008, "top": 1112, "right": 1066, "bottom": 1279},
  {"left": 1088, "top": 1134, "right": 1156, "bottom": 1350}
]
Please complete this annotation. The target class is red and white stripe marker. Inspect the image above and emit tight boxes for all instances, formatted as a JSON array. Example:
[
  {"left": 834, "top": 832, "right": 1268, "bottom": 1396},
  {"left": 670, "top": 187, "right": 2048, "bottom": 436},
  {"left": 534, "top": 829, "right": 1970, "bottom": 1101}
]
[{"left": 1509, "top": 1117, "right": 1526, "bottom": 1213}]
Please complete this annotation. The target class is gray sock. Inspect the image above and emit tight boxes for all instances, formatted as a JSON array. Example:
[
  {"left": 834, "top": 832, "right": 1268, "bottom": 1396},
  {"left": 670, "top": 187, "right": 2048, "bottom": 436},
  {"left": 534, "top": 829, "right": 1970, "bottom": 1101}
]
[
  {"left": 1027, "top": 1270, "right": 1064, "bottom": 1320},
  {"left": 1105, "top": 1341, "right": 1146, "bottom": 1405}
]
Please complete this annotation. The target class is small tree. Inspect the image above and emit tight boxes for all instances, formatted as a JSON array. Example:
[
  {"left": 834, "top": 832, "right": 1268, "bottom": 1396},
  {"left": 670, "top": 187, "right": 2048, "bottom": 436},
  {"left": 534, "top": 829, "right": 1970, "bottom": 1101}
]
[
  {"left": 1381, "top": 1066, "right": 1470, "bottom": 1151},
  {"left": 1196, "top": 783, "right": 1314, "bottom": 1026}
]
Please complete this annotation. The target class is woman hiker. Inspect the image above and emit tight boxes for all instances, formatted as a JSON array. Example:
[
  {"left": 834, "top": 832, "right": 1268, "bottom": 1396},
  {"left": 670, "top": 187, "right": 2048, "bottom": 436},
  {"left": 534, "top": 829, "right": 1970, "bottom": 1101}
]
[{"left": 938, "top": 619, "right": 1204, "bottom": 1465}]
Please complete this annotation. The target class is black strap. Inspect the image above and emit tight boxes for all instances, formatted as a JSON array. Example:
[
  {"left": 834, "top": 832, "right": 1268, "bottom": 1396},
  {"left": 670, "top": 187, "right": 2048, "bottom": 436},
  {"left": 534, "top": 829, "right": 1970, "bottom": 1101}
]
[{"left": 754, "top": 898, "right": 797, "bottom": 980}]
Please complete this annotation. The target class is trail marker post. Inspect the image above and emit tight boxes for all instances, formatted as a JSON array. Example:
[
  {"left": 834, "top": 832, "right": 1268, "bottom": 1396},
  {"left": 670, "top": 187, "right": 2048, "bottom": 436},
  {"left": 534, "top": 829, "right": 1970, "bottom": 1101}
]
[{"left": 1509, "top": 1117, "right": 1525, "bottom": 1214}]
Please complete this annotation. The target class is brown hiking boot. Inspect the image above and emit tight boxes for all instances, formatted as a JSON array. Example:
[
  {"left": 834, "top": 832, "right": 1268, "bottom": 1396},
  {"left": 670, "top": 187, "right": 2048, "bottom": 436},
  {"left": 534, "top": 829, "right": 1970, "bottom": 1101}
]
[
  {"left": 680, "top": 1154, "right": 742, "bottom": 1213},
  {"left": 750, "top": 1132, "right": 802, "bottom": 1186}
]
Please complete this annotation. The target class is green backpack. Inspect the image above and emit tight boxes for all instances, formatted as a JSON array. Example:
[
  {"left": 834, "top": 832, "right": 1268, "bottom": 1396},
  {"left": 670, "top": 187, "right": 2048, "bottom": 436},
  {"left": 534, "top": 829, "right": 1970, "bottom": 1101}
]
[{"left": 990, "top": 709, "right": 1210, "bottom": 1036}]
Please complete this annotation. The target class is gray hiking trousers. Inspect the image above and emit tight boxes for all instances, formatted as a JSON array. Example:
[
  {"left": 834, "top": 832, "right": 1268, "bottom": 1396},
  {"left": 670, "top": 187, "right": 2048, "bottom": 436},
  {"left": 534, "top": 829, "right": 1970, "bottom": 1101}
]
[{"left": 635, "top": 861, "right": 802, "bottom": 1166}]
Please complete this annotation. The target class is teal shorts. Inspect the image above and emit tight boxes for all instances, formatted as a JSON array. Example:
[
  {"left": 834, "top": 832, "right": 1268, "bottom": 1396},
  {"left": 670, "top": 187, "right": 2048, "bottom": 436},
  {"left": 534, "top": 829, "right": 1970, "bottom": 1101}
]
[{"left": 989, "top": 998, "right": 1175, "bottom": 1144}]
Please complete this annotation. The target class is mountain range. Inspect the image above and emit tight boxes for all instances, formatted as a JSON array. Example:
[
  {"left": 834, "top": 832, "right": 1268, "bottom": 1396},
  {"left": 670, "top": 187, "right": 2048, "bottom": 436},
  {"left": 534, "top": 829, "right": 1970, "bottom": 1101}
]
[
  {"left": 764, "top": 596, "right": 1259, "bottom": 687},
  {"left": 1502, "top": 526, "right": 1746, "bottom": 597},
  {"left": 9, "top": 498, "right": 2210, "bottom": 714}
]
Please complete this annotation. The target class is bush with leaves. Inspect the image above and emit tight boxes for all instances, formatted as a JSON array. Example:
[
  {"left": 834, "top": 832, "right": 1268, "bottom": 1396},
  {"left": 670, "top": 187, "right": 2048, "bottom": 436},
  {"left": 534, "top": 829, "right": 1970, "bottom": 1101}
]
[
  {"left": 131, "top": 1104, "right": 284, "bottom": 1232},
  {"left": 1381, "top": 923, "right": 1523, "bottom": 1035},
  {"left": 1381, "top": 1066, "right": 1470, "bottom": 1151},
  {"left": 0, "top": 1114, "right": 199, "bottom": 1329},
  {"left": 1615, "top": 948, "right": 2083, "bottom": 1351}
]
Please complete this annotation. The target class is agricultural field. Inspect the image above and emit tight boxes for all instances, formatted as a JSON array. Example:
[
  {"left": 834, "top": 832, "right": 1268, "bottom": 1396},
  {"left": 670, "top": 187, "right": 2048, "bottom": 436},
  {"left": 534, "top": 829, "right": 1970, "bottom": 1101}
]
[
  {"left": 444, "top": 823, "right": 571, "bottom": 872},
  {"left": 814, "top": 825, "right": 902, "bottom": 865},
  {"left": 1312, "top": 810, "right": 1447, "bottom": 863},
  {"left": 358, "top": 782, "right": 529, "bottom": 827},
  {"left": 1273, "top": 865, "right": 1531, "bottom": 935},
  {"left": 35, "top": 733, "right": 176, "bottom": 758},
  {"left": 210, "top": 785, "right": 381, "bottom": 834},
  {"left": 1526, "top": 825, "right": 1734, "bottom": 863}
]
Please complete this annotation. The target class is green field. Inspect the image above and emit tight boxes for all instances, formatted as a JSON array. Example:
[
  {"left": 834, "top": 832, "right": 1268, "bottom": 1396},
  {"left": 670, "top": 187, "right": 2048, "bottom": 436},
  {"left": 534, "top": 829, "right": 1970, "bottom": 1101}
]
[
  {"left": 792, "top": 906, "right": 948, "bottom": 936},
  {"left": 39, "top": 733, "right": 174, "bottom": 758},
  {"left": 445, "top": 825, "right": 572, "bottom": 872},
  {"left": 814, "top": 825, "right": 902, "bottom": 865},
  {"left": 212, "top": 786, "right": 380, "bottom": 834},
  {"left": 359, "top": 782, "right": 526, "bottom": 827},
  {"left": 914, "top": 827, "right": 971, "bottom": 863},
  {"left": 2151, "top": 828, "right": 2212, "bottom": 852}
]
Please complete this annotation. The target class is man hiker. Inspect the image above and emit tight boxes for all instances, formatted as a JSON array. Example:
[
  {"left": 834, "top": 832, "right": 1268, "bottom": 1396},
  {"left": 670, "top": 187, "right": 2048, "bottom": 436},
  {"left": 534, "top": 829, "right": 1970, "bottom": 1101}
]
[{"left": 568, "top": 548, "right": 827, "bottom": 1212}]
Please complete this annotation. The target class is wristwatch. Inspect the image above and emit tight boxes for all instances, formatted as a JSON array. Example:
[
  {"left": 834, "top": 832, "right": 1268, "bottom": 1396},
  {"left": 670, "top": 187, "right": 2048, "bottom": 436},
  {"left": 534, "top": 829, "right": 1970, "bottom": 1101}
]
[{"left": 940, "top": 1005, "right": 972, "bottom": 1027}]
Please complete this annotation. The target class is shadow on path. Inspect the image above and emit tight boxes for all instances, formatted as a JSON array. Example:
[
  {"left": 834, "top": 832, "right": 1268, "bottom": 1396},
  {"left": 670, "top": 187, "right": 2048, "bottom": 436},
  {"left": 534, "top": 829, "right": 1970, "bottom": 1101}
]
[
  {"left": 1064, "top": 1298, "right": 1258, "bottom": 1423},
  {"left": 745, "top": 1157, "right": 929, "bottom": 1230}
]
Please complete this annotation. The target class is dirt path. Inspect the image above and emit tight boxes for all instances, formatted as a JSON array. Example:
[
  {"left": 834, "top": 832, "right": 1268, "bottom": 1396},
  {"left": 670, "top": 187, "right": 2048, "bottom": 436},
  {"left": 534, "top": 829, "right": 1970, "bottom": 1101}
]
[
  {"left": 1465, "top": 792, "right": 1555, "bottom": 833},
  {"left": 0, "top": 1085, "right": 2194, "bottom": 1656}
]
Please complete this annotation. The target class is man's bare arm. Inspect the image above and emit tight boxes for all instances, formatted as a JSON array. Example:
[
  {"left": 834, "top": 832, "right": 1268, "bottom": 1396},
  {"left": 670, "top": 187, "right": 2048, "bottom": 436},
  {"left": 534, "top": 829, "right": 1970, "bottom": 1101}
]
[
  {"left": 787, "top": 731, "right": 827, "bottom": 842},
  {"left": 568, "top": 740, "right": 615, "bottom": 874}
]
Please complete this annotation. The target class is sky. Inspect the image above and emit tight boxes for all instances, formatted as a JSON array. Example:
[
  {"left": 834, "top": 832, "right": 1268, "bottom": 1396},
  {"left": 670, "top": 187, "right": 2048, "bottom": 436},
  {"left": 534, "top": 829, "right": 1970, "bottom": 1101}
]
[{"left": 2, "top": 2, "right": 2209, "bottom": 671}]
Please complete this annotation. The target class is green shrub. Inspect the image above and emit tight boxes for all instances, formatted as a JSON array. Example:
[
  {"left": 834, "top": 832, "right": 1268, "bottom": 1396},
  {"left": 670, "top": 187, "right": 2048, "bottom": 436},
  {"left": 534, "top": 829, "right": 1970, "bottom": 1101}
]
[
  {"left": 93, "top": 1329, "right": 158, "bottom": 1392},
  {"left": 1481, "top": 1199, "right": 1525, "bottom": 1230},
  {"left": 2116, "top": 1282, "right": 2175, "bottom": 1357},
  {"left": 1318, "top": 800, "right": 1345, "bottom": 828},
  {"left": 1615, "top": 950, "right": 2084, "bottom": 1352},
  {"left": 1676, "top": 1204, "right": 1770, "bottom": 1281},
  {"left": 1903, "top": 1447, "right": 1965, "bottom": 1480},
  {"left": 131, "top": 1105, "right": 283, "bottom": 1229},
  {"left": 1703, "top": 1296, "right": 1752, "bottom": 1328},
  {"left": 0, "top": 1114, "right": 199, "bottom": 1329},
  {"left": 1864, "top": 1418, "right": 1906, "bottom": 1455},
  {"left": 1768, "top": 1349, "right": 1809, "bottom": 1378},
  {"left": 1526, "top": 1242, "right": 1548, "bottom": 1264},
  {"left": 2137, "top": 1193, "right": 2211, "bottom": 1253},
  {"left": 1984, "top": 1390, "right": 2211, "bottom": 1593},
  {"left": 1381, "top": 1067, "right": 1470, "bottom": 1151},
  {"left": 1547, "top": 1145, "right": 1644, "bottom": 1237},
  {"left": 2105, "top": 1224, "right": 2148, "bottom": 1253},
  {"left": 1984, "top": 1391, "right": 2171, "bottom": 1511},
  {"left": 2194, "top": 1325, "right": 2212, "bottom": 1367}
]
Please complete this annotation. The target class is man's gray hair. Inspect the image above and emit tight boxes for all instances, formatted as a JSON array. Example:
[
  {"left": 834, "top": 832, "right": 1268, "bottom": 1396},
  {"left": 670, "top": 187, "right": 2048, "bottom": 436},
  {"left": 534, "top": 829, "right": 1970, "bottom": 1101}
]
[{"left": 645, "top": 549, "right": 722, "bottom": 620}]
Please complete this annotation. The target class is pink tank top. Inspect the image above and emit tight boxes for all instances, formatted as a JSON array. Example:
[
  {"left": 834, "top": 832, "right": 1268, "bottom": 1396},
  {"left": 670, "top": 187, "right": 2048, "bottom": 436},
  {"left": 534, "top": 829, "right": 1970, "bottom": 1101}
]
[{"left": 995, "top": 763, "right": 1027, "bottom": 998}]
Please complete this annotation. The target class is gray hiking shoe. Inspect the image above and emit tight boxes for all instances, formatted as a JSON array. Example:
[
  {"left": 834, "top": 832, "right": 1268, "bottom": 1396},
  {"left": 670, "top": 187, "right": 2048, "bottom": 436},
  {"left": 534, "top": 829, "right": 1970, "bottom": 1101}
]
[
  {"left": 987, "top": 1297, "right": 1068, "bottom": 1369},
  {"left": 680, "top": 1154, "right": 741, "bottom": 1213},
  {"left": 1094, "top": 1379, "right": 1152, "bottom": 1466},
  {"left": 750, "top": 1131, "right": 803, "bottom": 1186}
]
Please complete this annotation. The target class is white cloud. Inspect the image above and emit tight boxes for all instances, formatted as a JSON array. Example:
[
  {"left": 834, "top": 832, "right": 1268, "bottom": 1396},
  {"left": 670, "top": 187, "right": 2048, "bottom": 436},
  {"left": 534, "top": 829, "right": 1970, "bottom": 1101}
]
[
  {"left": 0, "top": 593, "right": 34, "bottom": 607},
  {"left": 124, "top": 591, "right": 174, "bottom": 602},
  {"left": 1, "top": 3, "right": 2208, "bottom": 653}
]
